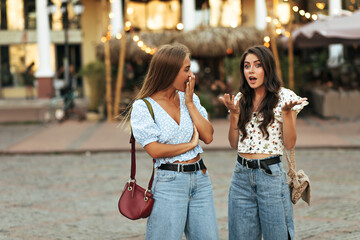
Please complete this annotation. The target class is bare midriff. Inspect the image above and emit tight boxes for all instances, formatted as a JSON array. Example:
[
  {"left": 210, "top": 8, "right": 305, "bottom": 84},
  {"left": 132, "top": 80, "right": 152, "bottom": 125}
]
[
  {"left": 173, "top": 154, "right": 200, "bottom": 164},
  {"left": 239, "top": 153, "right": 277, "bottom": 160}
]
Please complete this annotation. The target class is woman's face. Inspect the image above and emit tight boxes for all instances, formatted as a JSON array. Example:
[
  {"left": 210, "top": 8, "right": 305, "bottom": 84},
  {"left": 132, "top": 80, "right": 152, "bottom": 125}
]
[
  {"left": 243, "top": 53, "right": 265, "bottom": 90},
  {"left": 173, "top": 56, "right": 192, "bottom": 92}
]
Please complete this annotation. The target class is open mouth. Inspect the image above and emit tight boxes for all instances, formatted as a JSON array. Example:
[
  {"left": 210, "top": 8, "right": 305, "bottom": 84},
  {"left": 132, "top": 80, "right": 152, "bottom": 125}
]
[{"left": 249, "top": 76, "right": 257, "bottom": 84}]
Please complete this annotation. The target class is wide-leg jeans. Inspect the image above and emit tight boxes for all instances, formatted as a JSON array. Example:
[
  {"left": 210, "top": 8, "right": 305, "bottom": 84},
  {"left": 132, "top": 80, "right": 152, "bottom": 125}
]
[
  {"left": 145, "top": 168, "right": 219, "bottom": 240},
  {"left": 228, "top": 158, "right": 294, "bottom": 240}
]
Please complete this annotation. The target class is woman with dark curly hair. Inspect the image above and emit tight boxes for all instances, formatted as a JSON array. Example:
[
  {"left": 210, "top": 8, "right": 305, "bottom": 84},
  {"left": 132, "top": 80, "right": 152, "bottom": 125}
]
[{"left": 220, "top": 45, "right": 308, "bottom": 240}]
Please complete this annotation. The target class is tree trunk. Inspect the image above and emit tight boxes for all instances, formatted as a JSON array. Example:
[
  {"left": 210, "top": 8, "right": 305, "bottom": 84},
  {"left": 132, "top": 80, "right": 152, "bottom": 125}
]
[
  {"left": 288, "top": 0, "right": 295, "bottom": 90},
  {"left": 265, "top": 0, "right": 283, "bottom": 80},
  {"left": 113, "top": 0, "right": 129, "bottom": 118}
]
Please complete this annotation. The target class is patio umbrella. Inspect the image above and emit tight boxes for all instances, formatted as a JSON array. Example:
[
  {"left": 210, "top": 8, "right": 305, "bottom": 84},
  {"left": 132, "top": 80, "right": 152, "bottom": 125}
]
[{"left": 292, "top": 10, "right": 360, "bottom": 48}]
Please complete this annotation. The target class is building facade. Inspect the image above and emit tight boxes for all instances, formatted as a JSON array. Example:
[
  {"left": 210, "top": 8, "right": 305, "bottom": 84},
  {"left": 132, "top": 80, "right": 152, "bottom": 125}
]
[{"left": 0, "top": 0, "right": 356, "bottom": 99}]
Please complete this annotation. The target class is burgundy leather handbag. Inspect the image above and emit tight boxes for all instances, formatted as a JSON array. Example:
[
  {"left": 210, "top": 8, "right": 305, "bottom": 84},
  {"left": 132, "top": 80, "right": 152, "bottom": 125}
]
[{"left": 118, "top": 99, "right": 155, "bottom": 220}]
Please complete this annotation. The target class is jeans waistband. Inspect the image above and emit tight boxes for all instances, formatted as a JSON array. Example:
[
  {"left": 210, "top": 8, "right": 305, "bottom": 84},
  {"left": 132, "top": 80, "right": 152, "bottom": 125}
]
[
  {"left": 158, "top": 159, "right": 206, "bottom": 173},
  {"left": 237, "top": 155, "right": 280, "bottom": 174}
]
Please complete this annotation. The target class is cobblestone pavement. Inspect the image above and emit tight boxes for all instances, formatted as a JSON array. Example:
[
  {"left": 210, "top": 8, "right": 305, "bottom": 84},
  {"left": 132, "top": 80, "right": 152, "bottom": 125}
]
[{"left": 0, "top": 149, "right": 359, "bottom": 240}]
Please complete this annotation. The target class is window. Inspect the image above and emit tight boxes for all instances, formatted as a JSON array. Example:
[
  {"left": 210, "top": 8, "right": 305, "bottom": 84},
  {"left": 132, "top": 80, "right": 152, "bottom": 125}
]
[
  {"left": 127, "top": 0, "right": 180, "bottom": 30},
  {"left": 24, "top": 0, "right": 36, "bottom": 29},
  {"left": 0, "top": 0, "right": 8, "bottom": 29},
  {"left": 7, "top": 0, "right": 25, "bottom": 30}
]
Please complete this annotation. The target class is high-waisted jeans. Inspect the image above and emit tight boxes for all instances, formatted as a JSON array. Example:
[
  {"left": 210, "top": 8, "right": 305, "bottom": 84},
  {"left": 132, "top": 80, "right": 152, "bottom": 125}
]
[
  {"left": 228, "top": 156, "right": 294, "bottom": 240},
  {"left": 145, "top": 168, "right": 218, "bottom": 240}
]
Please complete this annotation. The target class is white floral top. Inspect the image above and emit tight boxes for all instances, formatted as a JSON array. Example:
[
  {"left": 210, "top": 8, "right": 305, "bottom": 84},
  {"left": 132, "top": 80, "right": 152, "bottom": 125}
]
[
  {"left": 234, "top": 87, "right": 308, "bottom": 155},
  {"left": 130, "top": 91, "right": 207, "bottom": 168}
]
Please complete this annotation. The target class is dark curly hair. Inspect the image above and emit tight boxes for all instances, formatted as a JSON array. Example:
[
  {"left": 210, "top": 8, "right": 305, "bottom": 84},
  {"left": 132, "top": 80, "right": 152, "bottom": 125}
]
[{"left": 237, "top": 45, "right": 282, "bottom": 141}]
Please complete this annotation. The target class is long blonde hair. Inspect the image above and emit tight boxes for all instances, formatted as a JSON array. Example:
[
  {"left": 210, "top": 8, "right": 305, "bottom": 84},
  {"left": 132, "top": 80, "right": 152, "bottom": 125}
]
[{"left": 122, "top": 43, "right": 190, "bottom": 123}]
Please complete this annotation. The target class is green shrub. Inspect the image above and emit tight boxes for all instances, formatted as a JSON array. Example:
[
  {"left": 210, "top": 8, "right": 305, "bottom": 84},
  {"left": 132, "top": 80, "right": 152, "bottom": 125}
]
[{"left": 78, "top": 60, "right": 106, "bottom": 111}]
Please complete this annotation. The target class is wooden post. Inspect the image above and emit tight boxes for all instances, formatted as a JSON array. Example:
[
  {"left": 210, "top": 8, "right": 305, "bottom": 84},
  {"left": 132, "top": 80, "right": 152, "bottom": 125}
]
[
  {"left": 102, "top": 0, "right": 113, "bottom": 121},
  {"left": 113, "top": 0, "right": 129, "bottom": 118},
  {"left": 288, "top": 0, "right": 295, "bottom": 90},
  {"left": 265, "top": 0, "right": 283, "bottom": 80},
  {"left": 104, "top": 39, "right": 113, "bottom": 121},
  {"left": 113, "top": 33, "right": 127, "bottom": 118}
]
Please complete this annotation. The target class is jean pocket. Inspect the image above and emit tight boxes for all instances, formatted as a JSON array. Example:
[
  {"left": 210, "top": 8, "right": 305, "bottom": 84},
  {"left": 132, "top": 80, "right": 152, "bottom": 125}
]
[
  {"left": 200, "top": 168, "right": 208, "bottom": 176},
  {"left": 156, "top": 170, "right": 177, "bottom": 182},
  {"left": 234, "top": 161, "right": 244, "bottom": 173},
  {"left": 262, "top": 162, "right": 283, "bottom": 177}
]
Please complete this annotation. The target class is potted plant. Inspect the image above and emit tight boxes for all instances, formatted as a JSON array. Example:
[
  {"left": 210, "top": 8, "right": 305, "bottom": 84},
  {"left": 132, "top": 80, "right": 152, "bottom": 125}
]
[{"left": 78, "top": 60, "right": 106, "bottom": 121}]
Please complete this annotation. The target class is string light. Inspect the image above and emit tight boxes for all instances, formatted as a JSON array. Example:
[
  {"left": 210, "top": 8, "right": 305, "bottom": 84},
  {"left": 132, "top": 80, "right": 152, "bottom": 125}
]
[
  {"left": 116, "top": 33, "right": 122, "bottom": 39},
  {"left": 230, "top": 22, "right": 238, "bottom": 28},
  {"left": 316, "top": 3, "right": 326, "bottom": 10},
  {"left": 176, "top": 23, "right": 184, "bottom": 30},
  {"left": 131, "top": 34, "right": 157, "bottom": 55},
  {"left": 262, "top": 3, "right": 321, "bottom": 46}
]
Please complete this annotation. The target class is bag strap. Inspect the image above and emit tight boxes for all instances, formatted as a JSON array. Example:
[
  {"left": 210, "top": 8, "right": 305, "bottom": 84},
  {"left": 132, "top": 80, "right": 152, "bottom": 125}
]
[
  {"left": 129, "top": 98, "right": 156, "bottom": 191},
  {"left": 285, "top": 149, "right": 298, "bottom": 181}
]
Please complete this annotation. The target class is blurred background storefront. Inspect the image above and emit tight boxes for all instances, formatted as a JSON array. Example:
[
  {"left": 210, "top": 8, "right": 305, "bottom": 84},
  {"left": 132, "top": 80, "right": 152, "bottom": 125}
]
[
  {"left": 0, "top": 0, "right": 265, "bottom": 101},
  {"left": 0, "top": 0, "right": 359, "bottom": 119}
]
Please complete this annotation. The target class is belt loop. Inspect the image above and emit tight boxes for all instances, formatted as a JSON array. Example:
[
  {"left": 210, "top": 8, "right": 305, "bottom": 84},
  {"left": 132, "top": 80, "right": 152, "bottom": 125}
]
[
  {"left": 177, "top": 164, "right": 180, "bottom": 172},
  {"left": 196, "top": 160, "right": 201, "bottom": 170},
  {"left": 257, "top": 159, "right": 261, "bottom": 169}
]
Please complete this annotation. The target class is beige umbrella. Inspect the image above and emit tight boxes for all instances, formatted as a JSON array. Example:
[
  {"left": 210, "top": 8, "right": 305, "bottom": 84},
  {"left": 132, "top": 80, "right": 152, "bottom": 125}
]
[{"left": 292, "top": 10, "right": 360, "bottom": 48}]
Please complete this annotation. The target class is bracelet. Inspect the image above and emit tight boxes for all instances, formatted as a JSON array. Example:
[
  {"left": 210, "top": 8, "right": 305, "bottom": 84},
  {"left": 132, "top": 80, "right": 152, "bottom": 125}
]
[{"left": 228, "top": 110, "right": 239, "bottom": 114}]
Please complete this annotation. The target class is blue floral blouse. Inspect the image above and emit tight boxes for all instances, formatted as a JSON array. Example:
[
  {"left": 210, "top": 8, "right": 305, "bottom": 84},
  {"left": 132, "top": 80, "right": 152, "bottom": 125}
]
[{"left": 130, "top": 91, "right": 207, "bottom": 168}]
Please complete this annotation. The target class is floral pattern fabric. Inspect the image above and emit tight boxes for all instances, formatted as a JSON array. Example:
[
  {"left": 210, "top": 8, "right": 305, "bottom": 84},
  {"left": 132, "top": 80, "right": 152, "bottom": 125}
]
[
  {"left": 130, "top": 91, "right": 207, "bottom": 168},
  {"left": 234, "top": 87, "right": 308, "bottom": 155}
]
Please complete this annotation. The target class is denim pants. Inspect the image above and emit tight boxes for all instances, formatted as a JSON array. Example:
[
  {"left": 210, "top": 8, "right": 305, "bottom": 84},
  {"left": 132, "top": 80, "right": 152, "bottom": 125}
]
[
  {"left": 228, "top": 156, "right": 294, "bottom": 240},
  {"left": 145, "top": 168, "right": 218, "bottom": 240}
]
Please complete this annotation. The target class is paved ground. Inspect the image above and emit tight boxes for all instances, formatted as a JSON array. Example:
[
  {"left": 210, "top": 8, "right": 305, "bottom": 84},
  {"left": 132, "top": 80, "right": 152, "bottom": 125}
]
[
  {"left": 0, "top": 114, "right": 359, "bottom": 239},
  {"left": 1, "top": 115, "right": 360, "bottom": 154},
  {"left": 0, "top": 149, "right": 359, "bottom": 240}
]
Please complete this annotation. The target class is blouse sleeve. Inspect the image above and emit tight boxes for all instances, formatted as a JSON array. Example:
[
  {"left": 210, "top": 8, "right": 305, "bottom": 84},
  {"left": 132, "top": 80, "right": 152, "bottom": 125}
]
[
  {"left": 234, "top": 92, "right": 242, "bottom": 104},
  {"left": 274, "top": 88, "right": 309, "bottom": 122},
  {"left": 193, "top": 93, "right": 208, "bottom": 119},
  {"left": 130, "top": 99, "right": 160, "bottom": 147}
]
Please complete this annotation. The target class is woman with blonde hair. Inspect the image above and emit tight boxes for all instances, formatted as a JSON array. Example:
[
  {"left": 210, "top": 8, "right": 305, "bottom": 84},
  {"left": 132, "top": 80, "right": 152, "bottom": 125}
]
[
  {"left": 220, "top": 45, "right": 308, "bottom": 239},
  {"left": 129, "top": 43, "right": 218, "bottom": 240}
]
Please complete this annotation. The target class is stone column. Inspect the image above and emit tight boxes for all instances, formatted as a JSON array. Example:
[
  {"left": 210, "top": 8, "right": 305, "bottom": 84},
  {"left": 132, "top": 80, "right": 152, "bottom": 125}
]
[
  {"left": 35, "top": 0, "right": 54, "bottom": 98},
  {"left": 111, "top": 0, "right": 123, "bottom": 35},
  {"left": 328, "top": 0, "right": 344, "bottom": 68},
  {"left": 255, "top": 0, "right": 267, "bottom": 30},
  {"left": 182, "top": 0, "right": 196, "bottom": 31}
]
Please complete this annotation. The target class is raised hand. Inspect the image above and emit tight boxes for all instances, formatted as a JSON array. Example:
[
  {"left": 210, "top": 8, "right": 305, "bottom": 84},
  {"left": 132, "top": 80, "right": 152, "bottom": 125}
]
[
  {"left": 219, "top": 93, "right": 240, "bottom": 114},
  {"left": 185, "top": 74, "right": 195, "bottom": 106},
  {"left": 282, "top": 98, "right": 308, "bottom": 112},
  {"left": 189, "top": 124, "right": 199, "bottom": 148}
]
